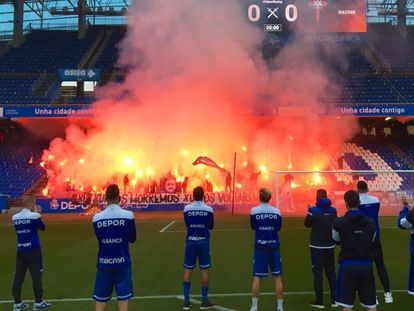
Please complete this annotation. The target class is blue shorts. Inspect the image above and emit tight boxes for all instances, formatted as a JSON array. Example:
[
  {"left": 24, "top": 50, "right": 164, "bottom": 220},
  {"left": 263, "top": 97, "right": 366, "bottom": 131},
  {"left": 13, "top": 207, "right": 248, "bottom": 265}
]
[
  {"left": 93, "top": 267, "right": 133, "bottom": 302},
  {"left": 183, "top": 240, "right": 211, "bottom": 270},
  {"left": 253, "top": 248, "right": 283, "bottom": 277},
  {"left": 336, "top": 262, "right": 376, "bottom": 309}
]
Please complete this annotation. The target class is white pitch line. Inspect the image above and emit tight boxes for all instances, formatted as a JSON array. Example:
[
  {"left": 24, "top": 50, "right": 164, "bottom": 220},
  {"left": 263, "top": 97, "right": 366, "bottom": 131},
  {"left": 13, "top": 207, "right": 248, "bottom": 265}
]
[
  {"left": 163, "top": 229, "right": 250, "bottom": 233},
  {"left": 176, "top": 295, "right": 237, "bottom": 311},
  {"left": 0, "top": 290, "right": 410, "bottom": 304},
  {"left": 159, "top": 220, "right": 176, "bottom": 233},
  {"left": 161, "top": 226, "right": 400, "bottom": 233}
]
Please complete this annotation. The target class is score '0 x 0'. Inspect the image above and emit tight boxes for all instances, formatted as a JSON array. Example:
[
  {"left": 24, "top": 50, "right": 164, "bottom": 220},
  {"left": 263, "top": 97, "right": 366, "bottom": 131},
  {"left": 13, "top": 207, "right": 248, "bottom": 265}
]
[{"left": 248, "top": 4, "right": 298, "bottom": 22}]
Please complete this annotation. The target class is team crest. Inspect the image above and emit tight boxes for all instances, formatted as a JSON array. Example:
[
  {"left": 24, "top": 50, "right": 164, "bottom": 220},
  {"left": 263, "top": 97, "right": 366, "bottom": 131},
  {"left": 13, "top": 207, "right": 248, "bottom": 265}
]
[
  {"left": 309, "top": 0, "right": 328, "bottom": 10},
  {"left": 50, "top": 199, "right": 59, "bottom": 210},
  {"left": 308, "top": 0, "right": 328, "bottom": 23}
]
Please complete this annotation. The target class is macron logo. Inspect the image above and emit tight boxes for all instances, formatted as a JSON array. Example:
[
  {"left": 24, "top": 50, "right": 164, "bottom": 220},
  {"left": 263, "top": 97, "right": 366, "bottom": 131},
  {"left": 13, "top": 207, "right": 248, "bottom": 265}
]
[{"left": 99, "top": 257, "right": 125, "bottom": 264}]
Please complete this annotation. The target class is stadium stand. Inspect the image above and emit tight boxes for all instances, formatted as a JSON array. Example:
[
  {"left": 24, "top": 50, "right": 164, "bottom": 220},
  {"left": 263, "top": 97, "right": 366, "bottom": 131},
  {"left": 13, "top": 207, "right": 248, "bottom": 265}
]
[
  {"left": 0, "top": 24, "right": 410, "bottom": 106},
  {"left": 390, "top": 135, "right": 414, "bottom": 164},
  {"left": 318, "top": 43, "right": 375, "bottom": 73},
  {"left": 1, "top": 23, "right": 414, "bottom": 199},
  {"left": 0, "top": 29, "right": 99, "bottom": 72},
  {"left": 387, "top": 77, "right": 414, "bottom": 102},
  {"left": 0, "top": 76, "right": 51, "bottom": 105},
  {"left": 332, "top": 136, "right": 413, "bottom": 192},
  {"left": 94, "top": 27, "right": 125, "bottom": 72},
  {"left": 0, "top": 124, "right": 47, "bottom": 199},
  {"left": 339, "top": 76, "right": 401, "bottom": 103},
  {"left": 369, "top": 25, "right": 414, "bottom": 73}
]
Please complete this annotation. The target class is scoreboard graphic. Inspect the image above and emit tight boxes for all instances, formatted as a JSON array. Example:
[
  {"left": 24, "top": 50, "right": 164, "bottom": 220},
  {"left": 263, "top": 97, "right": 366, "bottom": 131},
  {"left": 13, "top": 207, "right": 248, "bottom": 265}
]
[{"left": 248, "top": 0, "right": 367, "bottom": 33}]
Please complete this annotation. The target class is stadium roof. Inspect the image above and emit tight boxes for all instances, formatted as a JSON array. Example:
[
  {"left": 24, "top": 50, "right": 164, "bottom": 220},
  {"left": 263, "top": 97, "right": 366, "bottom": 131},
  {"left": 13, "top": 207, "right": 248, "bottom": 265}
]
[
  {"left": 1, "top": 0, "right": 414, "bottom": 40},
  {"left": 0, "top": 0, "right": 130, "bottom": 38}
]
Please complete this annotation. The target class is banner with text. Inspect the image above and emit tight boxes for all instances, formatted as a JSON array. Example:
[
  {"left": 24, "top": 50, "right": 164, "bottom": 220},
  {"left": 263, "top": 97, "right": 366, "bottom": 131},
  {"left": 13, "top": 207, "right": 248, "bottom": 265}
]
[
  {"left": 330, "top": 104, "right": 414, "bottom": 117},
  {"left": 36, "top": 192, "right": 260, "bottom": 213},
  {"left": 0, "top": 106, "right": 93, "bottom": 118}
]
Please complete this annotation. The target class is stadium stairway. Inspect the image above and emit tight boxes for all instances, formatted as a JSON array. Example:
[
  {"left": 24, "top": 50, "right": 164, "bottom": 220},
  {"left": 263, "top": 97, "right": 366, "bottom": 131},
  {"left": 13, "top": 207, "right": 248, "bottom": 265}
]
[
  {"left": 364, "top": 42, "right": 391, "bottom": 74},
  {"left": 23, "top": 173, "right": 48, "bottom": 199},
  {"left": 0, "top": 42, "right": 10, "bottom": 58},
  {"left": 81, "top": 28, "right": 113, "bottom": 69},
  {"left": 369, "top": 25, "right": 414, "bottom": 73},
  {"left": 387, "top": 140, "right": 414, "bottom": 169}
]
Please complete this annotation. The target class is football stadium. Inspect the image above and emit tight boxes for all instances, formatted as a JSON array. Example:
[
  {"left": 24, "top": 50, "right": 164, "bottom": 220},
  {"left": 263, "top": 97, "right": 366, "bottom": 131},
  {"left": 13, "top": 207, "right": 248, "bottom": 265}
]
[{"left": 2, "top": 0, "right": 414, "bottom": 310}]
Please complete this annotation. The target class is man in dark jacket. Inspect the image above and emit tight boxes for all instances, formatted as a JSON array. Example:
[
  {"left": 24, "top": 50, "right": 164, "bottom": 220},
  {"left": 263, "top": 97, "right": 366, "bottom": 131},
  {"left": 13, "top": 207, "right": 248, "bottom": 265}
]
[
  {"left": 397, "top": 196, "right": 414, "bottom": 296},
  {"left": 305, "top": 189, "right": 338, "bottom": 308},
  {"left": 333, "top": 190, "right": 377, "bottom": 311}
]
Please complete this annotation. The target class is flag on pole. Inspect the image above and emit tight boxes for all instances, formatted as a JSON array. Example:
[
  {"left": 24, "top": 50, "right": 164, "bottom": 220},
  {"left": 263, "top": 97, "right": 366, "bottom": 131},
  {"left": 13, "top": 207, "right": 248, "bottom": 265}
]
[{"left": 192, "top": 156, "right": 230, "bottom": 175}]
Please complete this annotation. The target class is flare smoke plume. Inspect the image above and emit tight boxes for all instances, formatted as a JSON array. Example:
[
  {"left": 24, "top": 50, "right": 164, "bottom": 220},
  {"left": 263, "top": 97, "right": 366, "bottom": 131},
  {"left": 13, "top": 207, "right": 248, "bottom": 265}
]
[{"left": 41, "top": 0, "right": 358, "bottom": 194}]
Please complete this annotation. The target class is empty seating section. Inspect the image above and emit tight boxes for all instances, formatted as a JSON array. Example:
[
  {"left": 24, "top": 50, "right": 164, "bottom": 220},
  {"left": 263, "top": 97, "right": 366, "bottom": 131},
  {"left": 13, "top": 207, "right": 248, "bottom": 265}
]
[
  {"left": 67, "top": 97, "right": 94, "bottom": 105},
  {"left": 370, "top": 25, "right": 414, "bottom": 73},
  {"left": 374, "top": 40, "right": 414, "bottom": 73},
  {"left": 391, "top": 136, "right": 414, "bottom": 161},
  {"left": 323, "top": 76, "right": 401, "bottom": 103},
  {"left": 0, "top": 139, "right": 48, "bottom": 199},
  {"left": 319, "top": 43, "right": 374, "bottom": 73},
  {"left": 387, "top": 77, "right": 414, "bottom": 102},
  {"left": 0, "top": 76, "right": 51, "bottom": 105},
  {"left": 0, "top": 30, "right": 98, "bottom": 72},
  {"left": 1, "top": 25, "right": 414, "bottom": 105},
  {"left": 339, "top": 76, "right": 401, "bottom": 103},
  {"left": 332, "top": 138, "right": 412, "bottom": 191}
]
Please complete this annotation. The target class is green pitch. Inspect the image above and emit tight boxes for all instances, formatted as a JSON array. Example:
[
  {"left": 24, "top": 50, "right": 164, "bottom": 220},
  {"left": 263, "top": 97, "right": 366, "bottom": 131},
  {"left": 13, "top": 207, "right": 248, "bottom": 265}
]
[{"left": 0, "top": 215, "right": 412, "bottom": 310}]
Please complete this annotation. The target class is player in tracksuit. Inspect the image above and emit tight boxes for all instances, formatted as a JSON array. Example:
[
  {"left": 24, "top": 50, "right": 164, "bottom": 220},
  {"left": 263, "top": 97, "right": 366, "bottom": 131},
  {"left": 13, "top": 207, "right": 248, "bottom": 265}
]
[
  {"left": 249, "top": 188, "right": 284, "bottom": 311},
  {"left": 182, "top": 186, "right": 215, "bottom": 310},
  {"left": 11, "top": 196, "right": 51, "bottom": 311},
  {"left": 357, "top": 180, "right": 393, "bottom": 303},
  {"left": 304, "top": 189, "right": 338, "bottom": 309},
  {"left": 92, "top": 184, "right": 136, "bottom": 311},
  {"left": 397, "top": 196, "right": 414, "bottom": 296},
  {"left": 333, "top": 190, "right": 377, "bottom": 311}
]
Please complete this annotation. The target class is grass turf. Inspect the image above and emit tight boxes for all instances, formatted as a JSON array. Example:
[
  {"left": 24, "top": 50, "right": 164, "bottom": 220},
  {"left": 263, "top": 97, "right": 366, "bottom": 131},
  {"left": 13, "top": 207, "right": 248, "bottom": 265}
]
[{"left": 0, "top": 215, "right": 412, "bottom": 310}]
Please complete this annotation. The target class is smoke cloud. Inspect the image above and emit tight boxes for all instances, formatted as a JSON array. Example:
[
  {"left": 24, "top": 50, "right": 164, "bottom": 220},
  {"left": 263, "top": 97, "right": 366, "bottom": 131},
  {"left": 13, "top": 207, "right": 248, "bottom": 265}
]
[{"left": 41, "top": 0, "right": 358, "bottom": 195}]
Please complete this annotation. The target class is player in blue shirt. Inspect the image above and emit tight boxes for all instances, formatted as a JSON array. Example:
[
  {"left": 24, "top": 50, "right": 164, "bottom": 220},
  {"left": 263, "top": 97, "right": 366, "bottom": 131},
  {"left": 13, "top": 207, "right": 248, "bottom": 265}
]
[
  {"left": 397, "top": 196, "right": 414, "bottom": 296},
  {"left": 11, "top": 196, "right": 51, "bottom": 311},
  {"left": 182, "top": 186, "right": 215, "bottom": 310},
  {"left": 357, "top": 181, "right": 393, "bottom": 303},
  {"left": 92, "top": 184, "right": 136, "bottom": 311},
  {"left": 249, "top": 188, "right": 284, "bottom": 311}
]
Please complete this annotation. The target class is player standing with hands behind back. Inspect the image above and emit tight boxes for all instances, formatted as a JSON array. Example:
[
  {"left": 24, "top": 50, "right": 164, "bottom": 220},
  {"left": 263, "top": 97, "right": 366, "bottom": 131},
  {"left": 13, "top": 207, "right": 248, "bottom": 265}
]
[
  {"left": 249, "top": 188, "right": 284, "bottom": 311},
  {"left": 182, "top": 186, "right": 215, "bottom": 310}
]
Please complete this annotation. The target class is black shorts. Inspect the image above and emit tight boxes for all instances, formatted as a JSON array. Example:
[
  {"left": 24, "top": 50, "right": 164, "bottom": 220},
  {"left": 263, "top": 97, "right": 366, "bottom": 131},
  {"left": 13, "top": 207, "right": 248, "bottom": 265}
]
[{"left": 336, "top": 262, "right": 376, "bottom": 309}]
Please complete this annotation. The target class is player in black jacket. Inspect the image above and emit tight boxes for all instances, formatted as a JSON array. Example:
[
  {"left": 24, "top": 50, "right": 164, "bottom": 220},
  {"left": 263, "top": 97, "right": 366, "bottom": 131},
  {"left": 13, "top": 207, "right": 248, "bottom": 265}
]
[
  {"left": 304, "top": 189, "right": 338, "bottom": 309},
  {"left": 332, "top": 190, "right": 377, "bottom": 311}
]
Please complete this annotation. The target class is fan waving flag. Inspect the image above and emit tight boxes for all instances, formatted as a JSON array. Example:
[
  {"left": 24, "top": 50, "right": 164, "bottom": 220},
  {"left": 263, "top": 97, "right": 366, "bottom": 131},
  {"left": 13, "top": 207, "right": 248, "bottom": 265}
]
[{"left": 192, "top": 156, "right": 230, "bottom": 175}]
